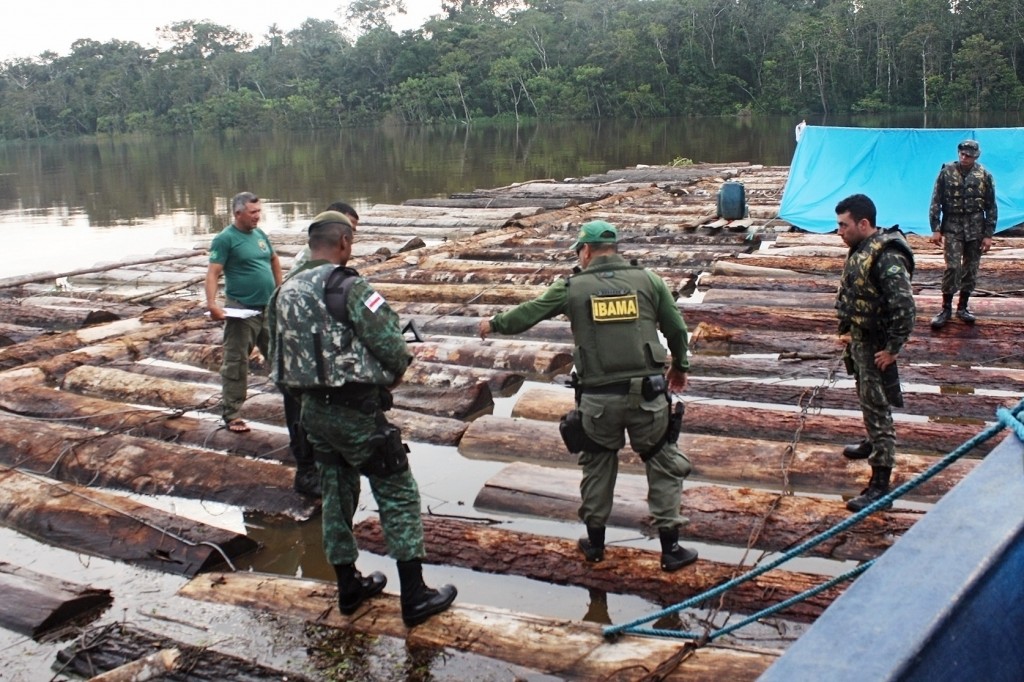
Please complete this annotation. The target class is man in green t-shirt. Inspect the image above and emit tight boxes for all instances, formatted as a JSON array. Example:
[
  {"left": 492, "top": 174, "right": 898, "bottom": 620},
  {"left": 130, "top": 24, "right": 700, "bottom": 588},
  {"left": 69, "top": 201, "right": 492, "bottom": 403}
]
[{"left": 205, "top": 191, "right": 282, "bottom": 432}]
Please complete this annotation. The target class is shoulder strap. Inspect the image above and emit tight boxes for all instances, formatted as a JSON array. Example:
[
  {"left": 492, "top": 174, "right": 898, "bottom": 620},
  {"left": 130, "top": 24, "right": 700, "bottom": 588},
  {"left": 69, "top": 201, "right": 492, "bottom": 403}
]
[{"left": 324, "top": 266, "right": 360, "bottom": 325}]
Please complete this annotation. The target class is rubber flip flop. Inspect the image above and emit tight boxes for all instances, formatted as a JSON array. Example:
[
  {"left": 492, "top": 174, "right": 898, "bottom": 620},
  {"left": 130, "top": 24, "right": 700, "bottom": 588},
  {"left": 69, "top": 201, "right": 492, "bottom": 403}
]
[{"left": 226, "top": 419, "right": 250, "bottom": 433}]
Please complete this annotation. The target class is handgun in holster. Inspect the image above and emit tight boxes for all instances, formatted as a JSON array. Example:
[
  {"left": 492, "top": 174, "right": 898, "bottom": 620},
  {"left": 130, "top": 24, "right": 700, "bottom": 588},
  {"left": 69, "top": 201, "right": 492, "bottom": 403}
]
[
  {"left": 640, "top": 400, "right": 685, "bottom": 462},
  {"left": 360, "top": 392, "right": 409, "bottom": 477}
]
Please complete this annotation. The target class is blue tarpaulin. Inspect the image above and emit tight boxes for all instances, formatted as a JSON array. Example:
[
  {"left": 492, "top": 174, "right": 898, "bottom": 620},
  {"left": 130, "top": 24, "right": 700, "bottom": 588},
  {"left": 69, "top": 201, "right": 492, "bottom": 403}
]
[{"left": 778, "top": 126, "right": 1024, "bottom": 234}]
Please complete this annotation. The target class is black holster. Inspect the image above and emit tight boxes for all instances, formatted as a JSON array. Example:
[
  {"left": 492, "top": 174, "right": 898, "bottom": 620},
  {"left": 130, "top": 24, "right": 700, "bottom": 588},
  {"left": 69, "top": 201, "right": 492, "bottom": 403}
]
[
  {"left": 882, "top": 361, "right": 903, "bottom": 408},
  {"left": 640, "top": 400, "right": 684, "bottom": 463},
  {"left": 559, "top": 409, "right": 604, "bottom": 454},
  {"left": 360, "top": 410, "right": 409, "bottom": 478}
]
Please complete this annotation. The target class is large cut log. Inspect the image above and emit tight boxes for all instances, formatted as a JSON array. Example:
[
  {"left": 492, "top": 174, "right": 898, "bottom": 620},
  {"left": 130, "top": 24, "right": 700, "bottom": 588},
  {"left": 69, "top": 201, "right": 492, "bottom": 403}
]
[
  {"left": 60, "top": 364, "right": 491, "bottom": 424},
  {"left": 180, "top": 571, "right": 778, "bottom": 681},
  {"left": 0, "top": 379, "right": 292, "bottom": 462},
  {"left": 56, "top": 624, "right": 315, "bottom": 682},
  {"left": 510, "top": 386, "right": 993, "bottom": 456},
  {"left": 682, "top": 301, "right": 1024, "bottom": 340},
  {"left": 459, "top": 415, "right": 976, "bottom": 501},
  {"left": 404, "top": 197, "right": 572, "bottom": 209},
  {"left": 0, "top": 470, "right": 256, "bottom": 576},
  {"left": 690, "top": 323, "right": 1024, "bottom": 367},
  {"left": 408, "top": 314, "right": 573, "bottom": 344},
  {"left": 686, "top": 353, "right": 1024, "bottom": 400},
  {"left": 683, "top": 377, "right": 1013, "bottom": 421},
  {"left": 372, "top": 281, "right": 549, "bottom": 305},
  {"left": 401, "top": 360, "right": 525, "bottom": 396},
  {"left": 0, "top": 562, "right": 112, "bottom": 639},
  {"left": 83, "top": 648, "right": 180, "bottom": 682},
  {"left": 411, "top": 338, "right": 573, "bottom": 375},
  {"left": 0, "top": 301, "right": 146, "bottom": 330},
  {"left": 22, "top": 317, "right": 213, "bottom": 381},
  {"left": 0, "top": 412, "right": 317, "bottom": 519},
  {"left": 0, "top": 250, "right": 200, "bottom": 289},
  {"left": 473, "top": 462, "right": 917, "bottom": 562},
  {"left": 353, "top": 516, "right": 848, "bottom": 622},
  {"left": 700, "top": 289, "right": 1024, "bottom": 318}
]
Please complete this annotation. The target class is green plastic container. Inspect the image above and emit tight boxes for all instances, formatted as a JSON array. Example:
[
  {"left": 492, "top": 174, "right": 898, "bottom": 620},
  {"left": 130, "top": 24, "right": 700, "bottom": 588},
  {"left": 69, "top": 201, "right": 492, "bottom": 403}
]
[{"left": 717, "top": 181, "right": 746, "bottom": 220}]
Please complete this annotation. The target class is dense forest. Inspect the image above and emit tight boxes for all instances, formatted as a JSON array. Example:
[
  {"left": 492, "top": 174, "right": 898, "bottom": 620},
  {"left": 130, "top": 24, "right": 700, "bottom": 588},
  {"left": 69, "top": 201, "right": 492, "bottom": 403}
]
[{"left": 2, "top": 0, "right": 1023, "bottom": 139}]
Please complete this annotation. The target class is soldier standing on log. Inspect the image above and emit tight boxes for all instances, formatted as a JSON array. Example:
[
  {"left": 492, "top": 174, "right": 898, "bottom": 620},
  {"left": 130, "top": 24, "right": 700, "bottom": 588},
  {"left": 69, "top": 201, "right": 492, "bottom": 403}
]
[
  {"left": 282, "top": 201, "right": 361, "bottom": 498},
  {"left": 835, "top": 194, "right": 916, "bottom": 513},
  {"left": 928, "top": 139, "right": 996, "bottom": 328},
  {"left": 479, "top": 220, "right": 698, "bottom": 572},
  {"left": 268, "top": 212, "right": 457, "bottom": 627},
  {"left": 205, "top": 192, "right": 282, "bottom": 434}
]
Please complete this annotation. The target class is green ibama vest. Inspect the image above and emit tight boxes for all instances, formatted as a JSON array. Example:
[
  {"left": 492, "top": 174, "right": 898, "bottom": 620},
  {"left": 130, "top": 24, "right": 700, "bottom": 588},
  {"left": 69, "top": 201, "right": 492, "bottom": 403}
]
[
  {"left": 835, "top": 228, "right": 915, "bottom": 332},
  {"left": 268, "top": 263, "right": 395, "bottom": 389},
  {"left": 565, "top": 260, "right": 668, "bottom": 387}
]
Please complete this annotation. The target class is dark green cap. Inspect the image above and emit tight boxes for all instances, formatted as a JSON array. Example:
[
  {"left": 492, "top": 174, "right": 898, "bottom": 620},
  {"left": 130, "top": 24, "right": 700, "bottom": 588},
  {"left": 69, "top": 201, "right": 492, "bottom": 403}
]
[{"left": 570, "top": 220, "right": 618, "bottom": 251}]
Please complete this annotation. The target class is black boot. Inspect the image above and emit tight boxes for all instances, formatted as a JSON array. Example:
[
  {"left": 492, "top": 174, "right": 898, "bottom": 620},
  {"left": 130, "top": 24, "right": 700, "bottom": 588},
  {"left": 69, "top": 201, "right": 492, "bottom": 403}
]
[
  {"left": 842, "top": 439, "right": 872, "bottom": 460},
  {"left": 956, "top": 293, "right": 977, "bottom": 324},
  {"left": 397, "top": 559, "right": 457, "bottom": 627},
  {"left": 930, "top": 293, "right": 953, "bottom": 329},
  {"left": 659, "top": 527, "right": 698, "bottom": 572},
  {"left": 294, "top": 464, "right": 321, "bottom": 498},
  {"left": 578, "top": 525, "right": 605, "bottom": 562},
  {"left": 334, "top": 563, "right": 387, "bottom": 615},
  {"left": 846, "top": 466, "right": 893, "bottom": 513}
]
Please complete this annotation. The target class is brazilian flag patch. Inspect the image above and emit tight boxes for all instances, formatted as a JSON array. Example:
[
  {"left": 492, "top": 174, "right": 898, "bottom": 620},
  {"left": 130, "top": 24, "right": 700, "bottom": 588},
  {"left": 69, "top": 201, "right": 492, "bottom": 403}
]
[{"left": 590, "top": 293, "right": 639, "bottom": 322}]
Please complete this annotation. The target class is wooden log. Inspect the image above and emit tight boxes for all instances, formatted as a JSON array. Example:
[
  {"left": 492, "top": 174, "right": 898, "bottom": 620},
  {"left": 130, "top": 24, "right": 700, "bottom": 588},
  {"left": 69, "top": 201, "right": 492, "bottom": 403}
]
[
  {"left": 473, "top": 462, "right": 918, "bottom": 563},
  {"left": 353, "top": 516, "right": 848, "bottom": 622},
  {"left": 700, "top": 289, "right": 1024, "bottom": 318},
  {"left": 16, "top": 316, "right": 212, "bottom": 381},
  {"left": 0, "top": 412, "right": 317, "bottom": 519},
  {"left": 0, "top": 469, "right": 257, "bottom": 576},
  {"left": 0, "top": 301, "right": 145, "bottom": 330},
  {"left": 406, "top": 314, "right": 573, "bottom": 344},
  {"left": 85, "top": 648, "right": 180, "bottom": 682},
  {"left": 690, "top": 323, "right": 1024, "bottom": 367},
  {"left": 458, "top": 415, "right": 976, "bottom": 502},
  {"left": 61, "top": 364, "right": 492, "bottom": 423},
  {"left": 411, "top": 338, "right": 574, "bottom": 375},
  {"left": 510, "top": 386, "right": 994, "bottom": 456},
  {"left": 404, "top": 197, "right": 572, "bottom": 209},
  {"left": 0, "top": 380, "right": 293, "bottom": 462},
  {"left": 0, "top": 321, "right": 46, "bottom": 346},
  {"left": 401, "top": 360, "right": 525, "bottom": 396},
  {"left": 56, "top": 624, "right": 315, "bottom": 682},
  {"left": 372, "top": 281, "right": 549, "bottom": 305},
  {"left": 0, "top": 250, "right": 200, "bottom": 289},
  {"left": 0, "top": 561, "right": 112, "bottom": 639},
  {"left": 180, "top": 571, "right": 778, "bottom": 681}
]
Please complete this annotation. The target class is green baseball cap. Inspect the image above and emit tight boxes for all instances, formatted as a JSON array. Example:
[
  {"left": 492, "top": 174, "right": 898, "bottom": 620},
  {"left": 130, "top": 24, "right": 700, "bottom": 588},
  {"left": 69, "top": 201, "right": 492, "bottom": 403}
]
[
  {"left": 308, "top": 210, "right": 352, "bottom": 234},
  {"left": 570, "top": 220, "right": 619, "bottom": 252}
]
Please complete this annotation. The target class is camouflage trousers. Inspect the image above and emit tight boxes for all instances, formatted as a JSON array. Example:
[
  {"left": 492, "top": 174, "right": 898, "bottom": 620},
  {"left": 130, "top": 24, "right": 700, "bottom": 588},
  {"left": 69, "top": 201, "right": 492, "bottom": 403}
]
[
  {"left": 940, "top": 222, "right": 984, "bottom": 296},
  {"left": 576, "top": 381, "right": 692, "bottom": 530},
  {"left": 849, "top": 331, "right": 896, "bottom": 469},
  {"left": 220, "top": 303, "right": 268, "bottom": 422},
  {"left": 300, "top": 395, "right": 425, "bottom": 565}
]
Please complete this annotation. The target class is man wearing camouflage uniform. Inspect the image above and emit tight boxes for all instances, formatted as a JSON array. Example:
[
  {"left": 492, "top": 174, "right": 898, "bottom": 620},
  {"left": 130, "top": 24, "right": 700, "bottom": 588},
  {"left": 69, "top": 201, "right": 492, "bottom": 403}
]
[
  {"left": 928, "top": 139, "right": 996, "bottom": 328},
  {"left": 835, "top": 195, "right": 916, "bottom": 513},
  {"left": 479, "top": 220, "right": 698, "bottom": 572},
  {"left": 268, "top": 212, "right": 456, "bottom": 627}
]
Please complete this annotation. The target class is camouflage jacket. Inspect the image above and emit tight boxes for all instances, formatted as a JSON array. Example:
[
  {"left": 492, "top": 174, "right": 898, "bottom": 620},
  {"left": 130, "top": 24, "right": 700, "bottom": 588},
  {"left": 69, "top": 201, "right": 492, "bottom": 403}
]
[
  {"left": 929, "top": 161, "right": 997, "bottom": 238},
  {"left": 835, "top": 228, "right": 916, "bottom": 354},
  {"left": 268, "top": 262, "right": 411, "bottom": 389}
]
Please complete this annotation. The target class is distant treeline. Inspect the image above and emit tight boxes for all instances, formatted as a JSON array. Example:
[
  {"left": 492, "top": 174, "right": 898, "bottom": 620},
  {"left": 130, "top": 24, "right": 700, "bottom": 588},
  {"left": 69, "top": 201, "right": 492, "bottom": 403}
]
[{"left": 1, "top": 0, "right": 1022, "bottom": 139}]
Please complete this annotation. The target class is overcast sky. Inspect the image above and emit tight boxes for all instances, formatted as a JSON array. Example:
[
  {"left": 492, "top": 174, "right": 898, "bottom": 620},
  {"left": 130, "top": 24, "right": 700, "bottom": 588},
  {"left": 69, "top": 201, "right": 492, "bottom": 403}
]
[{"left": 1, "top": 1, "right": 443, "bottom": 60}]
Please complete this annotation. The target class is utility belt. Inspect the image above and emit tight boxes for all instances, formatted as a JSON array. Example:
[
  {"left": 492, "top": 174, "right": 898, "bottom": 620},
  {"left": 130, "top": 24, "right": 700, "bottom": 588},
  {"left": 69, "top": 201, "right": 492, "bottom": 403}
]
[
  {"left": 304, "top": 383, "right": 393, "bottom": 414},
  {"left": 561, "top": 373, "right": 681, "bottom": 461}
]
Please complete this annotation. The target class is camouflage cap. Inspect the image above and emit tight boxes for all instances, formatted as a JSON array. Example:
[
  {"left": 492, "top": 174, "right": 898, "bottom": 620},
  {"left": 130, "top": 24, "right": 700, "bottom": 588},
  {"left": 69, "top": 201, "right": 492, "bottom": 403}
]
[
  {"left": 570, "top": 220, "right": 619, "bottom": 252},
  {"left": 308, "top": 210, "right": 352, "bottom": 234},
  {"left": 957, "top": 139, "right": 980, "bottom": 157}
]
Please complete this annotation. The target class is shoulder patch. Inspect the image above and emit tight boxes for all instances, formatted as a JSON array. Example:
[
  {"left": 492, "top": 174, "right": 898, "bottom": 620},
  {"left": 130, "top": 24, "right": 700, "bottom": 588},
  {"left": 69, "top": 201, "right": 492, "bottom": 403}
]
[
  {"left": 885, "top": 264, "right": 902, "bottom": 276},
  {"left": 364, "top": 291, "right": 386, "bottom": 313}
]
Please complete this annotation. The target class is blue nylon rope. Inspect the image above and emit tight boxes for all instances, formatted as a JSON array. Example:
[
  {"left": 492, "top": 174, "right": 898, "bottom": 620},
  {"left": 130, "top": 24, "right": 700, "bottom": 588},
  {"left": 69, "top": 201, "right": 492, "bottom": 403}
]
[{"left": 603, "top": 399, "right": 1024, "bottom": 641}]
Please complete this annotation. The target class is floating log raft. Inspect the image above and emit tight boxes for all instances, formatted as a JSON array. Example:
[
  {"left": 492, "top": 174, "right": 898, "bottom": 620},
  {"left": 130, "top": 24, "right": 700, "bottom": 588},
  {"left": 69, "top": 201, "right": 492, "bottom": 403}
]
[
  {"left": 353, "top": 516, "right": 847, "bottom": 622},
  {"left": 0, "top": 469, "right": 256, "bottom": 576},
  {"left": 56, "top": 623, "right": 315, "bottom": 682},
  {"left": 180, "top": 571, "right": 779, "bottom": 681},
  {"left": 0, "top": 562, "right": 112, "bottom": 639},
  {"left": 472, "top": 462, "right": 917, "bottom": 562},
  {"left": 459, "top": 415, "right": 974, "bottom": 502}
]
